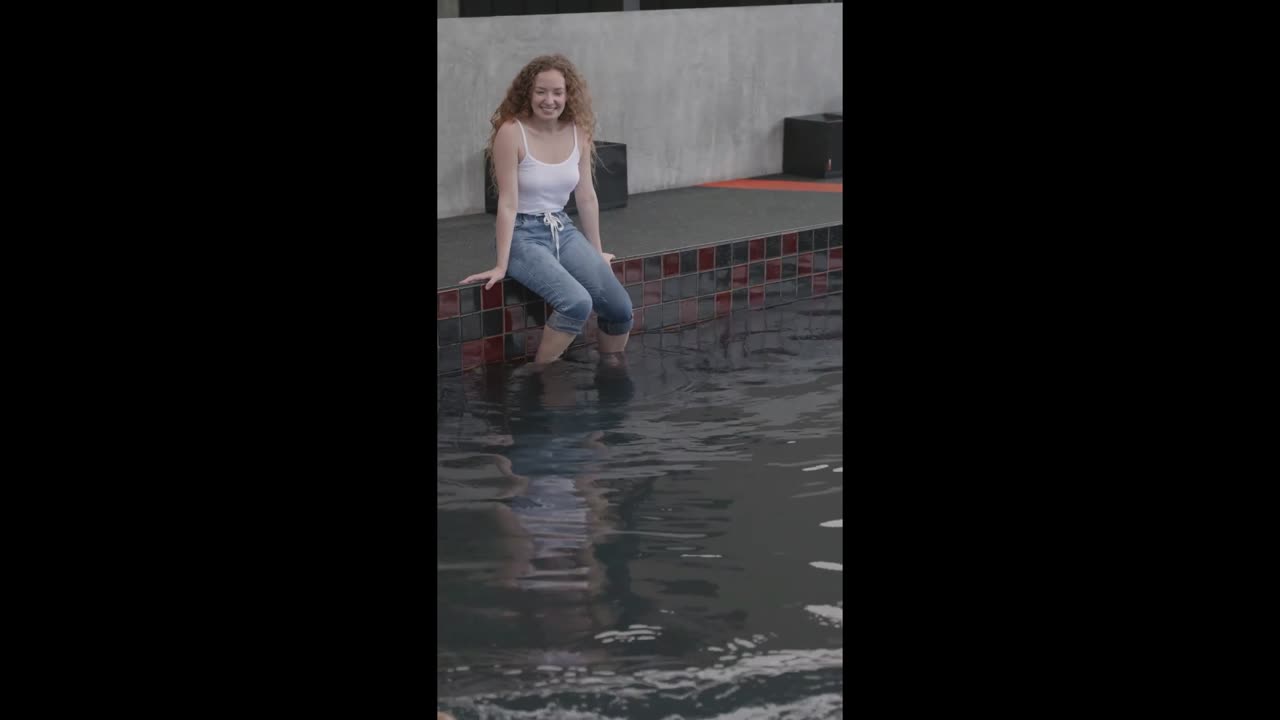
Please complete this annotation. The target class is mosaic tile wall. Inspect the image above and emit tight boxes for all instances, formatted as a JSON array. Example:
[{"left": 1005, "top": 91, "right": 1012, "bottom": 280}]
[{"left": 436, "top": 223, "right": 843, "bottom": 375}]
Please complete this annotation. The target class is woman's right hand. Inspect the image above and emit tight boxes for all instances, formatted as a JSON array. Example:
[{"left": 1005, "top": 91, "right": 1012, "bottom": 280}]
[{"left": 460, "top": 266, "right": 506, "bottom": 290}]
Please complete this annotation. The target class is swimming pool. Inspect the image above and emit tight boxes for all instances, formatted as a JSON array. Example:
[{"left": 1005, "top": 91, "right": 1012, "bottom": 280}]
[{"left": 437, "top": 293, "right": 843, "bottom": 719}]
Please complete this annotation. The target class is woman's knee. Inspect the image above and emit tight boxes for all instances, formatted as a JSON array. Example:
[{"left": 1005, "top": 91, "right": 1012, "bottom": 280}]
[
  {"left": 601, "top": 291, "right": 632, "bottom": 323},
  {"left": 556, "top": 286, "right": 593, "bottom": 321},
  {"left": 595, "top": 285, "right": 634, "bottom": 336}
]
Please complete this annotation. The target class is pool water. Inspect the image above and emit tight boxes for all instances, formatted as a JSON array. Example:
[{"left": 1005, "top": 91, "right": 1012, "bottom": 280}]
[{"left": 437, "top": 294, "right": 844, "bottom": 719}]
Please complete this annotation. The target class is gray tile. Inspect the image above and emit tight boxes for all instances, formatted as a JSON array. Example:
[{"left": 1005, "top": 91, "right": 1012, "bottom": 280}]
[
  {"left": 439, "top": 345, "right": 461, "bottom": 374},
  {"left": 483, "top": 309, "right": 503, "bottom": 338},
  {"left": 459, "top": 286, "right": 482, "bottom": 314},
  {"left": 663, "top": 277, "right": 681, "bottom": 302},
  {"left": 644, "top": 255, "right": 663, "bottom": 281},
  {"left": 715, "top": 243, "right": 732, "bottom": 268},
  {"left": 461, "top": 313, "right": 483, "bottom": 342},
  {"left": 698, "top": 296, "right": 715, "bottom": 321},
  {"left": 662, "top": 301, "right": 681, "bottom": 328},
  {"left": 438, "top": 318, "right": 461, "bottom": 345},
  {"left": 503, "top": 280, "right": 525, "bottom": 306},
  {"left": 765, "top": 282, "right": 782, "bottom": 308},
  {"left": 699, "top": 270, "right": 716, "bottom": 297},
  {"left": 714, "top": 267, "right": 731, "bottom": 292},
  {"left": 797, "top": 276, "right": 812, "bottom": 299},
  {"left": 680, "top": 249, "right": 698, "bottom": 274},
  {"left": 680, "top": 273, "right": 699, "bottom": 299}
]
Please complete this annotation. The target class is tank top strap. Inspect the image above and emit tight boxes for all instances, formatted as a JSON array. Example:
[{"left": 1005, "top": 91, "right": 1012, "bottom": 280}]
[
  {"left": 573, "top": 124, "right": 579, "bottom": 155},
  {"left": 514, "top": 120, "right": 530, "bottom": 158}
]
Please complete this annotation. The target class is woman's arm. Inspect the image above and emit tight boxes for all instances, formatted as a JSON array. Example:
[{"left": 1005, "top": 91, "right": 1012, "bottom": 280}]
[
  {"left": 573, "top": 128, "right": 606, "bottom": 256},
  {"left": 461, "top": 123, "right": 520, "bottom": 288}
]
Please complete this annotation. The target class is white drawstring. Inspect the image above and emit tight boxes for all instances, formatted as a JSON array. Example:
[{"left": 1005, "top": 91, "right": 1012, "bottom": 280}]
[{"left": 541, "top": 212, "right": 564, "bottom": 261}]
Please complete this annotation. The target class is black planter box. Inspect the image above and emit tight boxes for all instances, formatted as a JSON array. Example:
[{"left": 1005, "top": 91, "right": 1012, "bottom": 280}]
[
  {"left": 782, "top": 113, "right": 842, "bottom": 178},
  {"left": 484, "top": 140, "right": 628, "bottom": 215}
]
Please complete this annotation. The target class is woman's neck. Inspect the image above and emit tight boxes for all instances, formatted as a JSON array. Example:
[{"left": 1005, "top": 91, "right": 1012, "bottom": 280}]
[{"left": 523, "top": 114, "right": 563, "bottom": 134}]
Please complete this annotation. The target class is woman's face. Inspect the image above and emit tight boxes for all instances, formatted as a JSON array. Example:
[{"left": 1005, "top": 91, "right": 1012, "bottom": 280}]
[{"left": 530, "top": 70, "right": 566, "bottom": 121}]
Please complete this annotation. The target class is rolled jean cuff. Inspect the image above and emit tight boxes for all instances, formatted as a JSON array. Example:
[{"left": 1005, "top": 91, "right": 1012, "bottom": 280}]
[
  {"left": 598, "top": 316, "right": 633, "bottom": 336},
  {"left": 546, "top": 311, "right": 587, "bottom": 336}
]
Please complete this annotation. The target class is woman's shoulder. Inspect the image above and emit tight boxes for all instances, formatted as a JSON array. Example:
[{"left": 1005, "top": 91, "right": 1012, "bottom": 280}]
[{"left": 493, "top": 119, "right": 523, "bottom": 148}]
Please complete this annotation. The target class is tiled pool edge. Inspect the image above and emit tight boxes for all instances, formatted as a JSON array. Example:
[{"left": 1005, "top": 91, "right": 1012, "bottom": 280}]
[{"left": 436, "top": 222, "right": 843, "bottom": 375}]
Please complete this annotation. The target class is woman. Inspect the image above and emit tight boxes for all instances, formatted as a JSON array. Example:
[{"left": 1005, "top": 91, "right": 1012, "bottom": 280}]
[{"left": 461, "top": 55, "right": 632, "bottom": 367}]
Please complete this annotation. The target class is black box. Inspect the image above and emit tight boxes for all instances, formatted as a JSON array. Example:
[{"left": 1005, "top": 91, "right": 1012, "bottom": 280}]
[
  {"left": 485, "top": 140, "right": 628, "bottom": 214},
  {"left": 782, "top": 113, "right": 842, "bottom": 178}
]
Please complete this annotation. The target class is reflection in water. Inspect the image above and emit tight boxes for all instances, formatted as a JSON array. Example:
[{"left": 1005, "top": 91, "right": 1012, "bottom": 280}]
[{"left": 438, "top": 295, "right": 844, "bottom": 719}]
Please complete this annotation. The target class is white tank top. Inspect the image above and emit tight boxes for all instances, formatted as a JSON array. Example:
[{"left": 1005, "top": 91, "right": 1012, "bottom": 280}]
[{"left": 515, "top": 120, "right": 581, "bottom": 215}]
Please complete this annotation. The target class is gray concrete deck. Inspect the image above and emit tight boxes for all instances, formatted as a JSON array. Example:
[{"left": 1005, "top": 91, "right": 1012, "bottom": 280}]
[{"left": 437, "top": 178, "right": 842, "bottom": 289}]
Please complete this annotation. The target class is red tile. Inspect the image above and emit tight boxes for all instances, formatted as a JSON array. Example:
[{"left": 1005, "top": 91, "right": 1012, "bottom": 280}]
[
  {"left": 505, "top": 306, "right": 526, "bottom": 333},
  {"left": 829, "top": 247, "right": 843, "bottom": 270},
  {"left": 715, "top": 291, "right": 731, "bottom": 317},
  {"left": 483, "top": 336, "right": 504, "bottom": 365},
  {"left": 798, "top": 252, "right": 813, "bottom": 276},
  {"left": 625, "top": 259, "right": 643, "bottom": 284},
  {"left": 643, "top": 281, "right": 662, "bottom": 306},
  {"left": 731, "top": 265, "right": 748, "bottom": 289},
  {"left": 611, "top": 261, "right": 625, "bottom": 284},
  {"left": 783, "top": 233, "right": 798, "bottom": 255},
  {"left": 749, "top": 286, "right": 764, "bottom": 309},
  {"left": 525, "top": 328, "right": 543, "bottom": 356},
  {"left": 698, "top": 247, "right": 715, "bottom": 271},
  {"left": 663, "top": 253, "right": 681, "bottom": 277},
  {"left": 812, "top": 273, "right": 828, "bottom": 296},
  {"left": 461, "top": 340, "right": 484, "bottom": 370},
  {"left": 631, "top": 307, "right": 644, "bottom": 334},
  {"left": 749, "top": 237, "right": 765, "bottom": 262},
  {"left": 482, "top": 282, "right": 503, "bottom": 310},
  {"left": 437, "top": 290, "right": 459, "bottom": 319},
  {"left": 680, "top": 299, "right": 698, "bottom": 325},
  {"left": 766, "top": 258, "right": 782, "bottom": 281}
]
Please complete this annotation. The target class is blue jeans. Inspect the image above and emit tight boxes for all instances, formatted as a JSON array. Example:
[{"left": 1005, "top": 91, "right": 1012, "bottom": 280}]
[{"left": 507, "top": 211, "right": 633, "bottom": 337}]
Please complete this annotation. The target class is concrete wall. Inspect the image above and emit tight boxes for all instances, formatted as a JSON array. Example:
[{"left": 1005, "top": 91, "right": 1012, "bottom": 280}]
[{"left": 436, "top": 4, "right": 842, "bottom": 218}]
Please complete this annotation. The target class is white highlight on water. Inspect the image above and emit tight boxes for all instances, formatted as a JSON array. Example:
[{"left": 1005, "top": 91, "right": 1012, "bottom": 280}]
[
  {"left": 833, "top": 466, "right": 843, "bottom": 472},
  {"left": 681, "top": 554, "right": 722, "bottom": 558},
  {"left": 809, "top": 561, "right": 843, "bottom": 572},
  {"left": 805, "top": 604, "right": 844, "bottom": 625},
  {"left": 820, "top": 519, "right": 843, "bottom": 528},
  {"left": 802, "top": 464, "right": 830, "bottom": 471}
]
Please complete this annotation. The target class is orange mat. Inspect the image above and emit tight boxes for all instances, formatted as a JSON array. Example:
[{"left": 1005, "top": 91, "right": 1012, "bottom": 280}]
[{"left": 699, "top": 179, "right": 842, "bottom": 193}]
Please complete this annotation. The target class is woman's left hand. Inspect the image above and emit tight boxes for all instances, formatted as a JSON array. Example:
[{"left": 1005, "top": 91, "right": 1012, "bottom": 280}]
[{"left": 600, "top": 251, "right": 615, "bottom": 264}]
